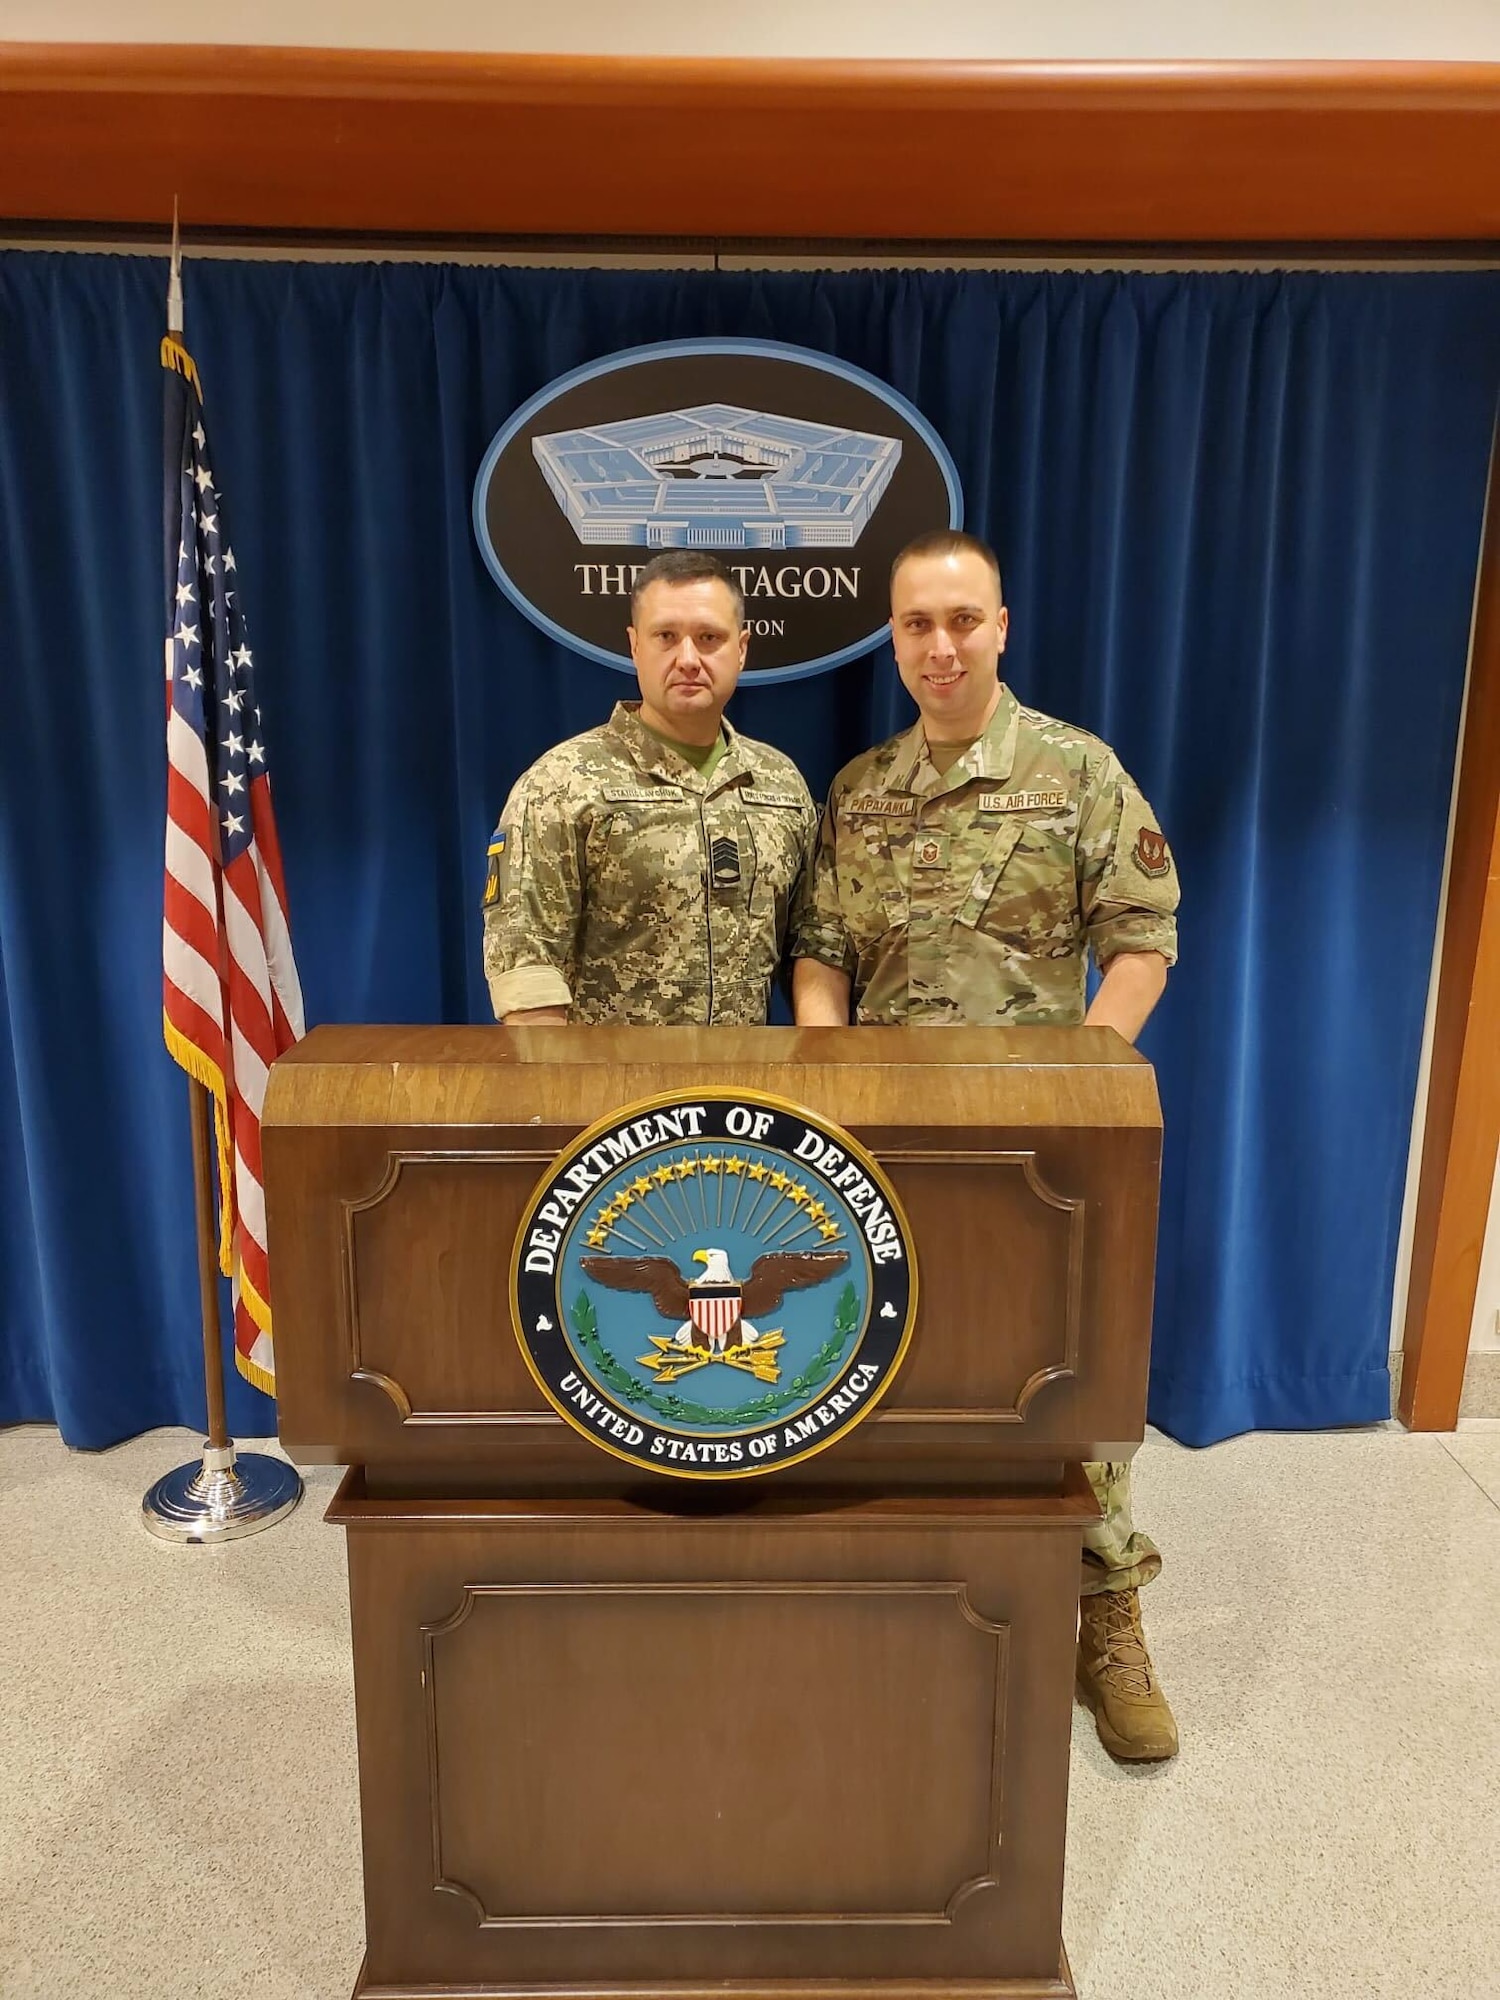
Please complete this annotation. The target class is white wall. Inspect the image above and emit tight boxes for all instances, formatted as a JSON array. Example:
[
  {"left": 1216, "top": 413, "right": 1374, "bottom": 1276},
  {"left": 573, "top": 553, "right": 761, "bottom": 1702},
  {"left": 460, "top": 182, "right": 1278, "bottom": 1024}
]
[
  {"left": 6, "top": 0, "right": 1500, "bottom": 59},
  {"left": 1474, "top": 1166, "right": 1500, "bottom": 1353}
]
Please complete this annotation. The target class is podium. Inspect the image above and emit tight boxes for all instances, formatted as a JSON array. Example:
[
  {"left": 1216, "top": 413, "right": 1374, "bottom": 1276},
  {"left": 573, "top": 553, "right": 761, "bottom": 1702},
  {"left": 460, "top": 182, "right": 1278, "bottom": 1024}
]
[{"left": 264, "top": 1025, "right": 1161, "bottom": 2000}]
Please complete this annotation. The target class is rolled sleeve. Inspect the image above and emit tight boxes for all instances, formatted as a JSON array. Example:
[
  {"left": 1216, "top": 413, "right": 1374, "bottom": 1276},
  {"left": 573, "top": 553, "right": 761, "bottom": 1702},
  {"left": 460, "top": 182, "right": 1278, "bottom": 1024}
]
[
  {"left": 1078, "top": 760, "right": 1180, "bottom": 972},
  {"left": 487, "top": 962, "right": 574, "bottom": 1018},
  {"left": 480, "top": 779, "right": 584, "bottom": 1019}
]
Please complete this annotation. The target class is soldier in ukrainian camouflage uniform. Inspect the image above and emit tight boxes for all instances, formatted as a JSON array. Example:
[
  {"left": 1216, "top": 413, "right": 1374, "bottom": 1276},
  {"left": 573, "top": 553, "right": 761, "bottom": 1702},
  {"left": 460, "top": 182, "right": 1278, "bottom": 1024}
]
[
  {"left": 794, "top": 529, "right": 1181, "bottom": 1762},
  {"left": 484, "top": 551, "right": 819, "bottom": 1025}
]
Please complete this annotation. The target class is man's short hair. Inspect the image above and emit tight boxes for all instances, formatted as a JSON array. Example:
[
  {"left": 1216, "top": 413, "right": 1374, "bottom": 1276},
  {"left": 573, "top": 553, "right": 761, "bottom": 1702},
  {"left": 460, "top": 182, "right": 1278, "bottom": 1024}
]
[
  {"left": 629, "top": 550, "right": 745, "bottom": 626},
  {"left": 890, "top": 530, "right": 1003, "bottom": 599}
]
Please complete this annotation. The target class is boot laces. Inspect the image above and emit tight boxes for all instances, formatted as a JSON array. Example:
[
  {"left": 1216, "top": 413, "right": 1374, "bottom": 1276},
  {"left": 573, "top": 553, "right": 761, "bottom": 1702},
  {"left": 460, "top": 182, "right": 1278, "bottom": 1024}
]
[{"left": 1091, "top": 1591, "right": 1156, "bottom": 1698}]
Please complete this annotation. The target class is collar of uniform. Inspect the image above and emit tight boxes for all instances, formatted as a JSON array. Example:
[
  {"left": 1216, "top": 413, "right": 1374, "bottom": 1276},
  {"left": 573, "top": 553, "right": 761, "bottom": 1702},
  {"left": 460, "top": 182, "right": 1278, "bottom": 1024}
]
[
  {"left": 900, "top": 684, "right": 1021, "bottom": 797},
  {"left": 606, "top": 700, "right": 735, "bottom": 793}
]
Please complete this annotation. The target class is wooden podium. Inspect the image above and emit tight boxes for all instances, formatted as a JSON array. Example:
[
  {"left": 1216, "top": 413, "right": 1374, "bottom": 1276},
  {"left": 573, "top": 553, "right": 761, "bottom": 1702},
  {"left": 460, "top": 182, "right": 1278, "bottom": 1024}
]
[{"left": 264, "top": 1025, "right": 1162, "bottom": 2000}]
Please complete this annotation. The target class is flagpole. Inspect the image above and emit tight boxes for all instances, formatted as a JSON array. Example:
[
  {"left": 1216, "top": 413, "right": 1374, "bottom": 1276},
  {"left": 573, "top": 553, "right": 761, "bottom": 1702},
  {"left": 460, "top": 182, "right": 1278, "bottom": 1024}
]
[
  {"left": 190, "top": 1073, "right": 231, "bottom": 1455},
  {"left": 143, "top": 204, "right": 301, "bottom": 1544},
  {"left": 167, "top": 198, "right": 230, "bottom": 1455}
]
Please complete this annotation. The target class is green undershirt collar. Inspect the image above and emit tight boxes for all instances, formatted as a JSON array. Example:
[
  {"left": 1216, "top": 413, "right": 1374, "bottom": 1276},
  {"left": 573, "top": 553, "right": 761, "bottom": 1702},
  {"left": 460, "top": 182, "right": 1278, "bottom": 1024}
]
[{"left": 641, "top": 721, "right": 728, "bottom": 782}]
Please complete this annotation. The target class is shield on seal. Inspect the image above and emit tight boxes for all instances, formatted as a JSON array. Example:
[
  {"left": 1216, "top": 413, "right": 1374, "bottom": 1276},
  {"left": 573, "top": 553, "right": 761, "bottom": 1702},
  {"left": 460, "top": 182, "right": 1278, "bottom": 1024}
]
[{"left": 688, "top": 1283, "right": 742, "bottom": 1349}]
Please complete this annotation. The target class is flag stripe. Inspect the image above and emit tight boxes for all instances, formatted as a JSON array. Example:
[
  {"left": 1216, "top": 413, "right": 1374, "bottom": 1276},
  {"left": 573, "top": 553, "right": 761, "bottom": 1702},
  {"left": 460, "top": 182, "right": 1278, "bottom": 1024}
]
[
  {"left": 163, "top": 921, "right": 226, "bottom": 1033},
  {"left": 229, "top": 1027, "right": 271, "bottom": 1138},
  {"left": 164, "top": 983, "right": 227, "bottom": 1071},
  {"left": 164, "top": 871, "right": 220, "bottom": 973}
]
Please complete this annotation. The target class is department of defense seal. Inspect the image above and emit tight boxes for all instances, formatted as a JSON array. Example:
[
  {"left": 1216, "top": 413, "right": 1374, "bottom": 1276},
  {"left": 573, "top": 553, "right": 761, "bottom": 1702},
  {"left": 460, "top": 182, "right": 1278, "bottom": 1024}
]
[{"left": 512, "top": 1090, "right": 918, "bottom": 1478}]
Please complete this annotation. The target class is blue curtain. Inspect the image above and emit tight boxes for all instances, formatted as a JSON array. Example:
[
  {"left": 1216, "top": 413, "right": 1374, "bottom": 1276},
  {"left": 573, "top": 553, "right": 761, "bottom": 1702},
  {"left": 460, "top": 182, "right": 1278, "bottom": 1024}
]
[{"left": 2, "top": 253, "right": 1497, "bottom": 1448}]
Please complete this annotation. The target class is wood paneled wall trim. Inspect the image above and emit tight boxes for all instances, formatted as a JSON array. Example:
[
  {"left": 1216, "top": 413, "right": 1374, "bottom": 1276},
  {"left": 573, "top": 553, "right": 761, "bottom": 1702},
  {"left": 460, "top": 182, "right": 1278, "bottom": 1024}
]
[
  {"left": 1400, "top": 440, "right": 1500, "bottom": 1431},
  {"left": 1, "top": 47, "right": 1500, "bottom": 242}
]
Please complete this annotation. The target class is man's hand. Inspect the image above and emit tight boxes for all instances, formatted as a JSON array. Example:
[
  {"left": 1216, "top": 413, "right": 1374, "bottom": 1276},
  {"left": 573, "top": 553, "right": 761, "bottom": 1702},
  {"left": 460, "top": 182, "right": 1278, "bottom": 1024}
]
[
  {"left": 1084, "top": 951, "right": 1169, "bottom": 1045},
  {"left": 502, "top": 1006, "right": 570, "bottom": 1026},
  {"left": 793, "top": 958, "right": 853, "bottom": 1025}
]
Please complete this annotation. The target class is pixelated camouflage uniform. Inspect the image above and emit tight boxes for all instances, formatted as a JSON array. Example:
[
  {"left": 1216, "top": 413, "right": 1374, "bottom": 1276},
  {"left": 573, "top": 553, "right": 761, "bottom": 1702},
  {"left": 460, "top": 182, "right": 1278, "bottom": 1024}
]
[
  {"left": 484, "top": 701, "right": 819, "bottom": 1026},
  {"left": 797, "top": 685, "right": 1177, "bottom": 1593}
]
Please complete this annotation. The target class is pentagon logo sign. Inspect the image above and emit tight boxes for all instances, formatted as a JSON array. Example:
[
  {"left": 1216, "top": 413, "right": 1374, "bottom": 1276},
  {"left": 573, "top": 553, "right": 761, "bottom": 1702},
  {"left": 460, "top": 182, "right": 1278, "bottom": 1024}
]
[
  {"left": 512, "top": 1091, "right": 918, "bottom": 1477},
  {"left": 474, "top": 339, "right": 962, "bottom": 684}
]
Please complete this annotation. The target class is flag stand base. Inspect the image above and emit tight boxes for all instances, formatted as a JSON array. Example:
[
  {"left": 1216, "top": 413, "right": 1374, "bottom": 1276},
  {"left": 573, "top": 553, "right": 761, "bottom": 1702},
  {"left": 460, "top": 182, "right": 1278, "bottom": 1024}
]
[{"left": 142, "top": 1440, "right": 302, "bottom": 1544}]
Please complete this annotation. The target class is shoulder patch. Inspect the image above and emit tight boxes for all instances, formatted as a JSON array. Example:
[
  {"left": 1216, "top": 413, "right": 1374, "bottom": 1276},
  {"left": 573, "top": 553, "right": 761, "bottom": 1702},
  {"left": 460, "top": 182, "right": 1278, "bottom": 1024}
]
[
  {"left": 1133, "top": 826, "right": 1173, "bottom": 879},
  {"left": 483, "top": 826, "right": 511, "bottom": 908}
]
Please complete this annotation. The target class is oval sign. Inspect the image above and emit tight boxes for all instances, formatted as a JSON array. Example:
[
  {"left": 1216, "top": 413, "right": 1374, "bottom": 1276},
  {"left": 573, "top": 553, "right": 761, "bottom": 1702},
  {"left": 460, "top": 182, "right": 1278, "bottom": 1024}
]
[
  {"left": 474, "top": 339, "right": 963, "bottom": 685},
  {"left": 512, "top": 1089, "right": 919, "bottom": 1478}
]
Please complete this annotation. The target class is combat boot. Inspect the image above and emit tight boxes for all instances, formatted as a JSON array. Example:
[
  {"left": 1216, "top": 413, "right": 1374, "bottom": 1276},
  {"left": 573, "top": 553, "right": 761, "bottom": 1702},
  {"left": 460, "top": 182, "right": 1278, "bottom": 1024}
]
[{"left": 1076, "top": 1588, "right": 1179, "bottom": 1762}]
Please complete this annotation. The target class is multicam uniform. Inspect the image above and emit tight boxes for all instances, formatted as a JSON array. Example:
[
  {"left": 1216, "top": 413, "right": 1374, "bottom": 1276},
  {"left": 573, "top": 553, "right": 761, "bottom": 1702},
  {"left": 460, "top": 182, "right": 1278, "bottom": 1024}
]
[
  {"left": 797, "top": 684, "right": 1179, "bottom": 1593},
  {"left": 484, "top": 701, "right": 819, "bottom": 1026}
]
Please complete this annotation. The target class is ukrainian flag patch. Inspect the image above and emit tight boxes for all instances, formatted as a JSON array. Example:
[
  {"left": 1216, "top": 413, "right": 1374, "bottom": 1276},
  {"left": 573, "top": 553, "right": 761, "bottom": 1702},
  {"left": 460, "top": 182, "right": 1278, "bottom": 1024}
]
[{"left": 483, "top": 828, "right": 509, "bottom": 908}]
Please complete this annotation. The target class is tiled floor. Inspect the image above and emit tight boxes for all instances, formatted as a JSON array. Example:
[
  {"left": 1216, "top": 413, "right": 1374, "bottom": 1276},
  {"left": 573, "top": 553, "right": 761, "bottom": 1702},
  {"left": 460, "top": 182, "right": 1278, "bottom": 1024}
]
[{"left": 2, "top": 1422, "right": 1497, "bottom": 2000}]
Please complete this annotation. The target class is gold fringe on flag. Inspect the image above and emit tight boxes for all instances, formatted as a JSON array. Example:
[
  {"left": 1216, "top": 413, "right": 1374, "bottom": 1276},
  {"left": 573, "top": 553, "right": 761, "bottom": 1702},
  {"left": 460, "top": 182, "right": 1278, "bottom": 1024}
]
[
  {"left": 162, "top": 1011, "right": 234, "bottom": 1278},
  {"left": 160, "top": 335, "right": 203, "bottom": 401}
]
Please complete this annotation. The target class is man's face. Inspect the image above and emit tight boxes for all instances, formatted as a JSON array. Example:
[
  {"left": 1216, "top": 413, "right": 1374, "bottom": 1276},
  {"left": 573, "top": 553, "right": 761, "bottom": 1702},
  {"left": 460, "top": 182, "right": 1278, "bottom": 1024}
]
[
  {"left": 889, "top": 550, "right": 1009, "bottom": 741},
  {"left": 627, "top": 577, "right": 748, "bottom": 741}
]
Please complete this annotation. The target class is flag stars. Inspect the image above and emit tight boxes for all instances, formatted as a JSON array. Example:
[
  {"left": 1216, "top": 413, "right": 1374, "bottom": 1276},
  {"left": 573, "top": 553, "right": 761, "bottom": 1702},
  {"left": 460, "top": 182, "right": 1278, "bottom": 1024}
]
[
  {"left": 193, "top": 422, "right": 206, "bottom": 448},
  {"left": 193, "top": 464, "right": 214, "bottom": 494},
  {"left": 222, "top": 810, "right": 245, "bottom": 836},
  {"left": 233, "top": 645, "right": 253, "bottom": 672},
  {"left": 225, "top": 732, "right": 245, "bottom": 757},
  {"left": 222, "top": 687, "right": 246, "bottom": 713},
  {"left": 181, "top": 664, "right": 203, "bottom": 690},
  {"left": 177, "top": 620, "right": 199, "bottom": 650},
  {"left": 222, "top": 550, "right": 236, "bottom": 573},
  {"left": 175, "top": 580, "right": 196, "bottom": 607},
  {"left": 246, "top": 741, "right": 265, "bottom": 765},
  {"left": 223, "top": 770, "right": 246, "bottom": 795}
]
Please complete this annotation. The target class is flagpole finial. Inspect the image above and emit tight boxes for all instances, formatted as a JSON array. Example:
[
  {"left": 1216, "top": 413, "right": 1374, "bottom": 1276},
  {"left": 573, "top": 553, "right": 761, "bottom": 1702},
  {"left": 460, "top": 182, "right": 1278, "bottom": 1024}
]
[{"left": 167, "top": 197, "right": 184, "bottom": 337}]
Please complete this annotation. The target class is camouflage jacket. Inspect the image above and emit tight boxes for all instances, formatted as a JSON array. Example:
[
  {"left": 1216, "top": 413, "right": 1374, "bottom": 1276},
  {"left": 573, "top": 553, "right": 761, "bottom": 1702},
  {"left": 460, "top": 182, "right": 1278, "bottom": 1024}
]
[
  {"left": 796, "top": 686, "right": 1179, "bottom": 1025},
  {"left": 484, "top": 702, "right": 819, "bottom": 1025}
]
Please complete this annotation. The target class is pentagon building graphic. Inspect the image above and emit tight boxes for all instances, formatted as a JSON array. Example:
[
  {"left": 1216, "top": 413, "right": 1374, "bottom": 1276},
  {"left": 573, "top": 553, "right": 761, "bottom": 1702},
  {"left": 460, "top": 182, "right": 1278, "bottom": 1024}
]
[{"left": 531, "top": 403, "right": 903, "bottom": 549}]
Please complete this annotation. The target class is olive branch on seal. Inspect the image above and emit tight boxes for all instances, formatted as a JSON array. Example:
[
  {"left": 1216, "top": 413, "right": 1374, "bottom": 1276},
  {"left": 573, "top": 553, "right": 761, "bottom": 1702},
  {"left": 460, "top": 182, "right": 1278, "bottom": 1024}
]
[{"left": 569, "top": 1281, "right": 862, "bottom": 1429}]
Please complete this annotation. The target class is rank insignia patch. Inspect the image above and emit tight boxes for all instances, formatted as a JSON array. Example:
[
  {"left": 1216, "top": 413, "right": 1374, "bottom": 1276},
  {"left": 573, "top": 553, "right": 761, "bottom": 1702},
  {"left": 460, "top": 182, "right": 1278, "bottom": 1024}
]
[
  {"left": 710, "top": 834, "right": 742, "bottom": 888},
  {"left": 1133, "top": 827, "right": 1172, "bottom": 879},
  {"left": 512, "top": 1090, "right": 918, "bottom": 1478}
]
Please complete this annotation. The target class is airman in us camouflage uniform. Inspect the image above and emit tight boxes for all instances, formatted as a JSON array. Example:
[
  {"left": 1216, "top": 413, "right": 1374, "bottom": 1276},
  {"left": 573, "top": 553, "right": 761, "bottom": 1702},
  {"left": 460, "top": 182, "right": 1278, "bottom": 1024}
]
[
  {"left": 793, "top": 530, "right": 1181, "bottom": 1763},
  {"left": 484, "top": 553, "right": 818, "bottom": 1026},
  {"left": 795, "top": 690, "right": 1177, "bottom": 1025}
]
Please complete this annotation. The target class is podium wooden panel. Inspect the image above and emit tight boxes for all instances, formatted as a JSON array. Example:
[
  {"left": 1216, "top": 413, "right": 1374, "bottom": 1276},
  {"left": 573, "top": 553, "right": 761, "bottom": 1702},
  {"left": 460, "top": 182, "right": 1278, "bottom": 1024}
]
[{"left": 264, "top": 1026, "right": 1162, "bottom": 2000}]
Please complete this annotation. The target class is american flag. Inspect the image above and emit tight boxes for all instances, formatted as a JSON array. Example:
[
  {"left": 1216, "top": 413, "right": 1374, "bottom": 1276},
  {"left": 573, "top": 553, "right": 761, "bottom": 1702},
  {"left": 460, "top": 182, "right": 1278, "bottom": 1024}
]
[{"left": 161, "top": 332, "right": 304, "bottom": 1395}]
